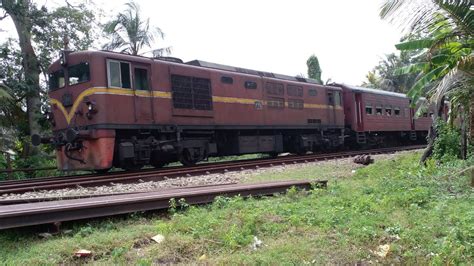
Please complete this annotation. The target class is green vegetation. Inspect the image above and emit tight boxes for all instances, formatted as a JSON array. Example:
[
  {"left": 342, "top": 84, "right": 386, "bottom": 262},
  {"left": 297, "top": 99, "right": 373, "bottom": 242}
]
[
  {"left": 0, "top": 151, "right": 471, "bottom": 264},
  {"left": 102, "top": 1, "right": 171, "bottom": 56},
  {"left": 306, "top": 54, "right": 323, "bottom": 84}
]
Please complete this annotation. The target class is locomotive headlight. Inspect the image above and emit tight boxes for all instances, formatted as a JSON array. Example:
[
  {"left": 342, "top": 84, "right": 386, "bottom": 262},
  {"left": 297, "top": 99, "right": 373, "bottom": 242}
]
[
  {"left": 85, "top": 101, "right": 98, "bottom": 119},
  {"left": 45, "top": 111, "right": 55, "bottom": 126}
]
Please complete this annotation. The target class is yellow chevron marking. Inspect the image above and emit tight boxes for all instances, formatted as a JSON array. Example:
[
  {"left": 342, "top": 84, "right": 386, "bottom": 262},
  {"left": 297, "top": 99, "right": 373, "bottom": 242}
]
[{"left": 50, "top": 87, "right": 341, "bottom": 124}]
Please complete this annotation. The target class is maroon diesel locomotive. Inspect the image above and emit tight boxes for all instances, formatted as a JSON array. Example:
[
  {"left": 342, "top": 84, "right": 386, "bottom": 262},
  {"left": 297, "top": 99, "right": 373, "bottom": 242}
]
[{"left": 32, "top": 50, "right": 431, "bottom": 172}]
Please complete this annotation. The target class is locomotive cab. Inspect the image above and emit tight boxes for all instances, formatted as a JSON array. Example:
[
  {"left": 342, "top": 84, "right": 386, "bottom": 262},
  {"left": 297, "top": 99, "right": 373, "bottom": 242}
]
[{"left": 33, "top": 51, "right": 117, "bottom": 171}]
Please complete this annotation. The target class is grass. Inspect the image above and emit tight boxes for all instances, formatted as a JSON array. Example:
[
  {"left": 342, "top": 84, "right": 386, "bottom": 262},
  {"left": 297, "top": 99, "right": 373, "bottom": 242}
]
[{"left": 0, "top": 151, "right": 472, "bottom": 265}]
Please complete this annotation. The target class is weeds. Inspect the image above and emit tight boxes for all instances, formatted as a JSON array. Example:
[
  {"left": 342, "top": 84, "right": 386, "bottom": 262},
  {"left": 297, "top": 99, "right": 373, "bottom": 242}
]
[{"left": 0, "top": 151, "right": 471, "bottom": 264}]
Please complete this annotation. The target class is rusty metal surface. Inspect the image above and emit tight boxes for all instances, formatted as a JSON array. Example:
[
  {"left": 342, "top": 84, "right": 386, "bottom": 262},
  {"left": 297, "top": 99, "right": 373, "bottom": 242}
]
[
  {"left": 0, "top": 145, "right": 424, "bottom": 195},
  {"left": 0, "top": 180, "right": 325, "bottom": 230},
  {"left": 0, "top": 183, "right": 238, "bottom": 205}
]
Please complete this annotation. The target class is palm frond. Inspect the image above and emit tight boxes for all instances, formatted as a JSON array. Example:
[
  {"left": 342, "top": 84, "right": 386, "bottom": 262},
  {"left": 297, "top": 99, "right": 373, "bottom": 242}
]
[
  {"left": 102, "top": 1, "right": 168, "bottom": 55},
  {"left": 381, "top": 0, "right": 472, "bottom": 37}
]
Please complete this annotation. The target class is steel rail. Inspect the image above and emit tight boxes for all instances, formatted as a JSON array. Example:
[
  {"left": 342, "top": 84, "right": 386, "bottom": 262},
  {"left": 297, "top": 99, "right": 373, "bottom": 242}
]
[
  {"left": 0, "top": 182, "right": 238, "bottom": 205},
  {"left": 0, "top": 144, "right": 422, "bottom": 187},
  {"left": 0, "top": 145, "right": 424, "bottom": 195},
  {"left": 0, "top": 179, "right": 326, "bottom": 230}
]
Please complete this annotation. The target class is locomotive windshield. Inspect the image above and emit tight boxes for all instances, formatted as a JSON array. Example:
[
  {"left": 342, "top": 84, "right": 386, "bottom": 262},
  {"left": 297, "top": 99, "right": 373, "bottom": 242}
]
[
  {"left": 49, "top": 69, "right": 65, "bottom": 90},
  {"left": 48, "top": 62, "right": 90, "bottom": 90},
  {"left": 67, "top": 62, "right": 90, "bottom": 85}
]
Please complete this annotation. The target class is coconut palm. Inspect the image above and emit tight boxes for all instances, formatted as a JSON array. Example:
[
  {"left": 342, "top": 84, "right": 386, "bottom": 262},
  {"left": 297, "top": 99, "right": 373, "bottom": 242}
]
[
  {"left": 380, "top": 0, "right": 473, "bottom": 161},
  {"left": 102, "top": 1, "right": 171, "bottom": 56}
]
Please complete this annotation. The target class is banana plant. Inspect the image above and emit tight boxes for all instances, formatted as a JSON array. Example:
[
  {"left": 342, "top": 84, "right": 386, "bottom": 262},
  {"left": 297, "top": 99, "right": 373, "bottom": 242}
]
[
  {"left": 382, "top": 0, "right": 472, "bottom": 115},
  {"left": 381, "top": 0, "right": 473, "bottom": 161}
]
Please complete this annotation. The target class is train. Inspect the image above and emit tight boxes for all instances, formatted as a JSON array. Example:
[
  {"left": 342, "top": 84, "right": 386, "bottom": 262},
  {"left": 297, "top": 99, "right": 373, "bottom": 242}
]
[{"left": 32, "top": 50, "right": 434, "bottom": 172}]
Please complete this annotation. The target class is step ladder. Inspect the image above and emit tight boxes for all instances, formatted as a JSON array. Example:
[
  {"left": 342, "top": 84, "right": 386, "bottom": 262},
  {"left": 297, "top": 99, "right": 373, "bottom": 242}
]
[
  {"left": 409, "top": 131, "right": 417, "bottom": 141},
  {"left": 356, "top": 132, "right": 367, "bottom": 144}
]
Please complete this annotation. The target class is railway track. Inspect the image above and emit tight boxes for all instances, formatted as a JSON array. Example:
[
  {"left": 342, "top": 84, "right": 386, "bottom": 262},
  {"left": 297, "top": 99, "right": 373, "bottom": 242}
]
[
  {"left": 0, "top": 179, "right": 325, "bottom": 230},
  {"left": 0, "top": 145, "right": 424, "bottom": 195}
]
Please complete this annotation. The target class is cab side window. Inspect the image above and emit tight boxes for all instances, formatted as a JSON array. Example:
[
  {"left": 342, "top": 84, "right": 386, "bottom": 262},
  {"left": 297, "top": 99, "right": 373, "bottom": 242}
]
[
  {"left": 327, "top": 92, "right": 334, "bottom": 105},
  {"left": 134, "top": 68, "right": 149, "bottom": 90},
  {"left": 107, "top": 60, "right": 131, "bottom": 89},
  {"left": 334, "top": 91, "right": 342, "bottom": 106}
]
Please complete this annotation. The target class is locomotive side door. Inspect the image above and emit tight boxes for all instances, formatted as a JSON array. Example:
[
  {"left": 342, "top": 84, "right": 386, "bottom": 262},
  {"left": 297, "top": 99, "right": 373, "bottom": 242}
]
[
  {"left": 326, "top": 89, "right": 337, "bottom": 126},
  {"left": 132, "top": 64, "right": 154, "bottom": 124},
  {"left": 355, "top": 92, "right": 364, "bottom": 131}
]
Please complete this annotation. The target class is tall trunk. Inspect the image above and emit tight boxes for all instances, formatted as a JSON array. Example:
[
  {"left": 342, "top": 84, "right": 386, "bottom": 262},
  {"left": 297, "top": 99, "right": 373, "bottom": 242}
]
[
  {"left": 3, "top": 0, "right": 41, "bottom": 155},
  {"left": 470, "top": 94, "right": 474, "bottom": 145},
  {"left": 460, "top": 109, "right": 467, "bottom": 160},
  {"left": 420, "top": 97, "right": 445, "bottom": 164}
]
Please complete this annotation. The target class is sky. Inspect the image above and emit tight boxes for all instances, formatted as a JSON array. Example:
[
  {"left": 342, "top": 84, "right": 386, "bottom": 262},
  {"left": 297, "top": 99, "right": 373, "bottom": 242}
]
[{"left": 1, "top": 0, "right": 404, "bottom": 85}]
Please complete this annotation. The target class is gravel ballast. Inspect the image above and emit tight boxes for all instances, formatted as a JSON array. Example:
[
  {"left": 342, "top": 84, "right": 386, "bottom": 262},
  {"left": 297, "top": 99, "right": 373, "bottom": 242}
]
[{"left": 0, "top": 150, "right": 418, "bottom": 201}]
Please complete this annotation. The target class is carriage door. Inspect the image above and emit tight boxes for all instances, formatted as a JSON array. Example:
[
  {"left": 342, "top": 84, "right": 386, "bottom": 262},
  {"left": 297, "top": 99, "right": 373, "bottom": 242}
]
[
  {"left": 132, "top": 64, "right": 154, "bottom": 124},
  {"left": 355, "top": 93, "right": 364, "bottom": 131},
  {"left": 327, "top": 90, "right": 336, "bottom": 125}
]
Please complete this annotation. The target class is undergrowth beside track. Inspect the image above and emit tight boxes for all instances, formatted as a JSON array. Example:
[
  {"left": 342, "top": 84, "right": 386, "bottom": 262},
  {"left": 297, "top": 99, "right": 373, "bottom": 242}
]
[{"left": 0, "top": 151, "right": 472, "bottom": 264}]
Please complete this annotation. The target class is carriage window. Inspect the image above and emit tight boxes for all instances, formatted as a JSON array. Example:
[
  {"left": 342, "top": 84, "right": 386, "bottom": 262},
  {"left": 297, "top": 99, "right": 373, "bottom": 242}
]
[
  {"left": 244, "top": 81, "right": 257, "bottom": 89},
  {"left": 134, "top": 68, "right": 149, "bottom": 90},
  {"left": 429, "top": 112, "right": 434, "bottom": 118},
  {"left": 107, "top": 60, "right": 131, "bottom": 89},
  {"left": 67, "top": 62, "right": 90, "bottom": 85},
  {"left": 221, "top": 76, "right": 233, "bottom": 84},
  {"left": 394, "top": 108, "right": 401, "bottom": 116},
  {"left": 376, "top": 106, "right": 383, "bottom": 115},
  {"left": 49, "top": 69, "right": 65, "bottom": 90},
  {"left": 385, "top": 107, "right": 392, "bottom": 116},
  {"left": 365, "top": 105, "right": 373, "bottom": 115},
  {"left": 423, "top": 112, "right": 428, "bottom": 117}
]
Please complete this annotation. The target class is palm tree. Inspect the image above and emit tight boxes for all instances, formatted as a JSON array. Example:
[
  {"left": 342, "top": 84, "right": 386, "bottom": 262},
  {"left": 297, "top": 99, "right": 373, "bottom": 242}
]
[
  {"left": 380, "top": 0, "right": 473, "bottom": 161},
  {"left": 102, "top": 1, "right": 171, "bottom": 56}
]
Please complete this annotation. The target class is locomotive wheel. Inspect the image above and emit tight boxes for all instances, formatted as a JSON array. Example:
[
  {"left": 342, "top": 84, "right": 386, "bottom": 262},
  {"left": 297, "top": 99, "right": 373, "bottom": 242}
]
[{"left": 179, "top": 149, "right": 198, "bottom": 166}]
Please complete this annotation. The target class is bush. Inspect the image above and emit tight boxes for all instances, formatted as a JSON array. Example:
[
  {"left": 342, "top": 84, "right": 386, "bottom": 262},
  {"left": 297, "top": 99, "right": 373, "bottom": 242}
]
[{"left": 433, "top": 120, "right": 461, "bottom": 162}]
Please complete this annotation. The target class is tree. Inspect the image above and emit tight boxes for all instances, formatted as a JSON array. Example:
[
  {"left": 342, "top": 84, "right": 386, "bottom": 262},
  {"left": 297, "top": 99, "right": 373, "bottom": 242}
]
[
  {"left": 1, "top": 0, "right": 43, "bottom": 154},
  {"left": 103, "top": 1, "right": 171, "bottom": 56},
  {"left": 362, "top": 52, "right": 420, "bottom": 93},
  {"left": 0, "top": 0, "right": 96, "bottom": 157},
  {"left": 381, "top": 0, "right": 473, "bottom": 162},
  {"left": 306, "top": 55, "right": 323, "bottom": 84}
]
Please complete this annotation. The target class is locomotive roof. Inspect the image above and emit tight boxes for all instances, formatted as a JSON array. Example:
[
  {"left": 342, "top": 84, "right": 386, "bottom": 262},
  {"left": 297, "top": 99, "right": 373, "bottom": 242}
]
[
  {"left": 336, "top": 84, "right": 408, "bottom": 99},
  {"left": 186, "top": 60, "right": 322, "bottom": 84},
  {"left": 50, "top": 50, "right": 325, "bottom": 85}
]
